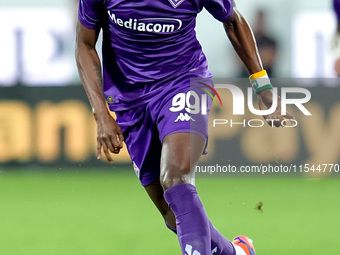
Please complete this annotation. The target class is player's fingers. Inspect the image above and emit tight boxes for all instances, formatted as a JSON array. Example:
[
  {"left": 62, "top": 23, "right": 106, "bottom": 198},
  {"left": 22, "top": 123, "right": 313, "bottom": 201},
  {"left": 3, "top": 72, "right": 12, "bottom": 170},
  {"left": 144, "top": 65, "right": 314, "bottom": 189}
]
[
  {"left": 111, "top": 132, "right": 124, "bottom": 151},
  {"left": 269, "top": 116, "right": 281, "bottom": 127},
  {"left": 108, "top": 136, "right": 119, "bottom": 152},
  {"left": 96, "top": 140, "right": 102, "bottom": 160},
  {"left": 279, "top": 116, "right": 286, "bottom": 127},
  {"left": 108, "top": 136, "right": 121, "bottom": 154},
  {"left": 117, "top": 128, "right": 125, "bottom": 147},
  {"left": 264, "top": 117, "right": 272, "bottom": 127},
  {"left": 101, "top": 134, "right": 115, "bottom": 153},
  {"left": 284, "top": 112, "right": 297, "bottom": 128},
  {"left": 263, "top": 116, "right": 276, "bottom": 127},
  {"left": 274, "top": 119, "right": 281, "bottom": 127},
  {"left": 112, "top": 147, "right": 121, "bottom": 154},
  {"left": 102, "top": 142, "right": 114, "bottom": 163}
]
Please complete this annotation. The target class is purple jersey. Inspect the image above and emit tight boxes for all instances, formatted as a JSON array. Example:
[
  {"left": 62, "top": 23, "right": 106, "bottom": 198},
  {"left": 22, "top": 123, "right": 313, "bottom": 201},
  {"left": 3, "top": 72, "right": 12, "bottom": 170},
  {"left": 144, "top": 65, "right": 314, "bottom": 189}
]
[{"left": 79, "top": 0, "right": 233, "bottom": 111}]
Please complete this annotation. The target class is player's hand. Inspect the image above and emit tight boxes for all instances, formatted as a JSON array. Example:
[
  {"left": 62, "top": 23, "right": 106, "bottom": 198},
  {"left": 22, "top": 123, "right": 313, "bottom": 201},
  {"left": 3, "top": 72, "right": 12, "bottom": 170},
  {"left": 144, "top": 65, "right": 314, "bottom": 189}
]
[
  {"left": 257, "top": 89, "right": 295, "bottom": 127},
  {"left": 94, "top": 112, "right": 124, "bottom": 163}
]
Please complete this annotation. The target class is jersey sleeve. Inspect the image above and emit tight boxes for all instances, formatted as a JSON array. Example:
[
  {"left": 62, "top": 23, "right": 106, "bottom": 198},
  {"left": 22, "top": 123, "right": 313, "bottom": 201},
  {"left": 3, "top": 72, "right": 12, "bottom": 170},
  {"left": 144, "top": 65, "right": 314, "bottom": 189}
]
[
  {"left": 203, "top": 0, "right": 234, "bottom": 22},
  {"left": 78, "top": 0, "right": 105, "bottom": 30}
]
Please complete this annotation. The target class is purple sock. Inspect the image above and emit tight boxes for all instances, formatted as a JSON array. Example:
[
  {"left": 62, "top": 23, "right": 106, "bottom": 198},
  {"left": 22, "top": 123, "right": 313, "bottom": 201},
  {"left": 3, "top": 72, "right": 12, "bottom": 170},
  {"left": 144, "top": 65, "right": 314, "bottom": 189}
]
[
  {"left": 164, "top": 183, "right": 211, "bottom": 255},
  {"left": 164, "top": 183, "right": 236, "bottom": 255},
  {"left": 210, "top": 222, "right": 236, "bottom": 255}
]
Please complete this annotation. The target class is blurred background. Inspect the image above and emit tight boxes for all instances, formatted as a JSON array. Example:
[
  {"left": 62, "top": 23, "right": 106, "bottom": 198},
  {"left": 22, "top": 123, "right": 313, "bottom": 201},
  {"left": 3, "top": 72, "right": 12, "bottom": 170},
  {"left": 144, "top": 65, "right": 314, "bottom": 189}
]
[{"left": 0, "top": 0, "right": 339, "bottom": 255}]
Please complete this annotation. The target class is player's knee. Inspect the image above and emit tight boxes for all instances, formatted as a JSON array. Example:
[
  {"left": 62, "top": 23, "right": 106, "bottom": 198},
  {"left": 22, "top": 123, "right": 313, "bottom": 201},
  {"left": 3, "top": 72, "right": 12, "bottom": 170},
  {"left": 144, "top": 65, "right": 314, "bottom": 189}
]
[{"left": 160, "top": 161, "right": 192, "bottom": 190}]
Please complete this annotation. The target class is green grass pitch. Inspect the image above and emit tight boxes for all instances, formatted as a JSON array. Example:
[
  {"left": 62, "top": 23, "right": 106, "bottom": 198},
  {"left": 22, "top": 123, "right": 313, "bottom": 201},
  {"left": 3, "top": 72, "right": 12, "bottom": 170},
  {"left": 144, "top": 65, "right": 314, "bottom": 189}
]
[{"left": 0, "top": 169, "right": 339, "bottom": 254}]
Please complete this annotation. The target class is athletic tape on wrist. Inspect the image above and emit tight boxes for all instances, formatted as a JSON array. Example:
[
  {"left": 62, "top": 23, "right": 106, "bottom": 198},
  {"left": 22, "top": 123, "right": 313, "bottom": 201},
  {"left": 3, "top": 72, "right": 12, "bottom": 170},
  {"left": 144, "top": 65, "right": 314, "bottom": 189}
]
[{"left": 249, "top": 70, "right": 273, "bottom": 94}]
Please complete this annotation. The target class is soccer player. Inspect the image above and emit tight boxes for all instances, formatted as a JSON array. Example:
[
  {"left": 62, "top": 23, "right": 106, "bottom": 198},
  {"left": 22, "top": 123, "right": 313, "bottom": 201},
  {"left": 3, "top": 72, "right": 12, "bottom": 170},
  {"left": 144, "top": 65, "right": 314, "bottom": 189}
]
[{"left": 76, "top": 0, "right": 292, "bottom": 254}]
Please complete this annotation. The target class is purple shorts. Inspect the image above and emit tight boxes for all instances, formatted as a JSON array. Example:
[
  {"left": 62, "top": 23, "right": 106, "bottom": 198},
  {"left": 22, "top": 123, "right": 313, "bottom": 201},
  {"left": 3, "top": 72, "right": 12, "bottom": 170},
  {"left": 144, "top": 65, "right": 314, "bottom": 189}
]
[{"left": 115, "top": 77, "right": 214, "bottom": 186}]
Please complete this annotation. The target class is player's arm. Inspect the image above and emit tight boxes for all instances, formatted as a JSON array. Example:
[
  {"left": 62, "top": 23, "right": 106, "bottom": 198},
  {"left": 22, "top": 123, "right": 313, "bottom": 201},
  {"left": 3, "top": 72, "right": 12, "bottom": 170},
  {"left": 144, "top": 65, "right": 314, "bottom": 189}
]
[
  {"left": 75, "top": 21, "right": 124, "bottom": 162},
  {"left": 223, "top": 7, "right": 294, "bottom": 127}
]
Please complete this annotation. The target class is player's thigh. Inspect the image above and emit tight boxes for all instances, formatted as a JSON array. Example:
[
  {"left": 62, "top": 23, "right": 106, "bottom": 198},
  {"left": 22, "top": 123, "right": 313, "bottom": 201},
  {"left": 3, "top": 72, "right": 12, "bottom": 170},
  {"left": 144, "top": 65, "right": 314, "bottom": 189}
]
[
  {"left": 154, "top": 81, "right": 213, "bottom": 190},
  {"left": 160, "top": 133, "right": 205, "bottom": 190}
]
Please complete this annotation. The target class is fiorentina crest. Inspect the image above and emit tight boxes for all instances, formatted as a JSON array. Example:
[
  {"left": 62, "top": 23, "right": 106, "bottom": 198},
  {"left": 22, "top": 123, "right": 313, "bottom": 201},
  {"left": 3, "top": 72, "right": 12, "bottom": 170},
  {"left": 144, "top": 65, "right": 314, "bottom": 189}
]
[{"left": 168, "top": 0, "right": 185, "bottom": 8}]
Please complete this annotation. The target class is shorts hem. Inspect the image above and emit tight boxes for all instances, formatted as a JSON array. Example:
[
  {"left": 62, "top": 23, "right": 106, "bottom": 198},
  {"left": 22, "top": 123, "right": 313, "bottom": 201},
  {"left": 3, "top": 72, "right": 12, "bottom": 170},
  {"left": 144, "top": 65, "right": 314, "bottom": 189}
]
[
  {"left": 140, "top": 173, "right": 160, "bottom": 187},
  {"left": 161, "top": 129, "right": 208, "bottom": 155}
]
